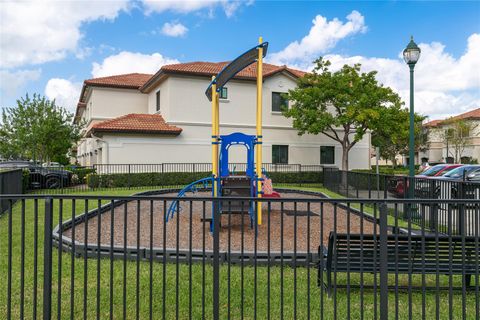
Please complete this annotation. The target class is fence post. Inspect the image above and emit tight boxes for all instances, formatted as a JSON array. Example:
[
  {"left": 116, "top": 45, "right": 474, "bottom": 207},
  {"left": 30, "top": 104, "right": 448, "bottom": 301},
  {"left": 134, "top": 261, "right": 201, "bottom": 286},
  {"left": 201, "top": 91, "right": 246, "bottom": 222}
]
[
  {"left": 60, "top": 166, "right": 64, "bottom": 194},
  {"left": 346, "top": 170, "right": 349, "bottom": 197},
  {"left": 367, "top": 173, "right": 372, "bottom": 199},
  {"left": 43, "top": 198, "right": 53, "bottom": 320},
  {"left": 383, "top": 175, "right": 388, "bottom": 199},
  {"left": 128, "top": 164, "right": 131, "bottom": 189},
  {"left": 212, "top": 198, "right": 220, "bottom": 320},
  {"left": 429, "top": 179, "right": 437, "bottom": 231},
  {"left": 458, "top": 182, "right": 465, "bottom": 235},
  {"left": 403, "top": 176, "right": 410, "bottom": 219},
  {"left": 379, "top": 202, "right": 389, "bottom": 320}
]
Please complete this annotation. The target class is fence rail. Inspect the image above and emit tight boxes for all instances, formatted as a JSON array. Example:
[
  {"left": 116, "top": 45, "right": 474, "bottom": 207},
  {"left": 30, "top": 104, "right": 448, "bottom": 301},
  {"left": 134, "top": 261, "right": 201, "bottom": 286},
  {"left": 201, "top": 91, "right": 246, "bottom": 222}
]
[
  {"left": 0, "top": 163, "right": 324, "bottom": 194},
  {"left": 1, "top": 192, "right": 478, "bottom": 319},
  {"left": 93, "top": 163, "right": 326, "bottom": 174}
]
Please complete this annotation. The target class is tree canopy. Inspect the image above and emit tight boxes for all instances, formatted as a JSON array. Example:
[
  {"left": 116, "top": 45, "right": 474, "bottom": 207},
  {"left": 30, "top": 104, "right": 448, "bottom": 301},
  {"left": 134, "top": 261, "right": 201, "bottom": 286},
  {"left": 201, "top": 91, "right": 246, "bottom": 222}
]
[
  {"left": 284, "top": 58, "right": 403, "bottom": 170},
  {"left": 0, "top": 94, "right": 82, "bottom": 164},
  {"left": 371, "top": 106, "right": 428, "bottom": 167}
]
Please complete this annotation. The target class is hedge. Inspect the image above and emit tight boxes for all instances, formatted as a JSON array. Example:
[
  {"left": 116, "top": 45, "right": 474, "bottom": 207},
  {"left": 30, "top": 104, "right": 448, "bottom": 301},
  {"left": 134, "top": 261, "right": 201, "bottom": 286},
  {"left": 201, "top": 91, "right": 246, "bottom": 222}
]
[
  {"left": 86, "top": 171, "right": 323, "bottom": 189},
  {"left": 71, "top": 167, "right": 96, "bottom": 185},
  {"left": 266, "top": 171, "right": 322, "bottom": 184}
]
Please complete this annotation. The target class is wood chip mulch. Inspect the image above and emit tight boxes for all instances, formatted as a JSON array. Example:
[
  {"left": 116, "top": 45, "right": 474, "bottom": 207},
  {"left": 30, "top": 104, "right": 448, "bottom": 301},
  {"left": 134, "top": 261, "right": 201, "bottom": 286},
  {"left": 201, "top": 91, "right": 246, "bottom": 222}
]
[{"left": 64, "top": 192, "right": 376, "bottom": 253}]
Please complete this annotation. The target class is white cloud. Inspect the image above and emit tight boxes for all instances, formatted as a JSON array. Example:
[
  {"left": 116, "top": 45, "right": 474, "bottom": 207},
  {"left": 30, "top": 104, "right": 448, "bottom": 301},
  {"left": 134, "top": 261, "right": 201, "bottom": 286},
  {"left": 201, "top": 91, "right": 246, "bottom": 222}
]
[
  {"left": 45, "top": 78, "right": 82, "bottom": 112},
  {"left": 91, "top": 51, "right": 180, "bottom": 77},
  {"left": 161, "top": 22, "right": 189, "bottom": 37},
  {"left": 409, "top": 90, "right": 480, "bottom": 121},
  {"left": 0, "top": 0, "right": 129, "bottom": 68},
  {"left": 268, "top": 11, "right": 367, "bottom": 67},
  {"left": 303, "top": 34, "right": 480, "bottom": 120},
  {"left": 141, "top": 0, "right": 250, "bottom": 17},
  {"left": 0, "top": 69, "right": 42, "bottom": 104}
]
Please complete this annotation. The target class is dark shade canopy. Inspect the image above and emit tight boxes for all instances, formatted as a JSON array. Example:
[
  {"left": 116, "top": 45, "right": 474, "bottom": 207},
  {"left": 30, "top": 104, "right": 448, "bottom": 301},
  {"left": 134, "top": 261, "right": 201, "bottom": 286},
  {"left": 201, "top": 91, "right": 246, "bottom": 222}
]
[{"left": 205, "top": 42, "right": 268, "bottom": 101}]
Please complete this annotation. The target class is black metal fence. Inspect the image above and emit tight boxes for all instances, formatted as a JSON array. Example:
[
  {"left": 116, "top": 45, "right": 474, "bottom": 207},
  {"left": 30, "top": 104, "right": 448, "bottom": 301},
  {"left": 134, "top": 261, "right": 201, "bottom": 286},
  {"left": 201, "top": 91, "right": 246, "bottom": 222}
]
[
  {"left": 11, "top": 163, "right": 324, "bottom": 194},
  {"left": 323, "top": 168, "right": 480, "bottom": 236},
  {"left": 93, "top": 163, "right": 325, "bottom": 174},
  {"left": 1, "top": 192, "right": 478, "bottom": 319}
]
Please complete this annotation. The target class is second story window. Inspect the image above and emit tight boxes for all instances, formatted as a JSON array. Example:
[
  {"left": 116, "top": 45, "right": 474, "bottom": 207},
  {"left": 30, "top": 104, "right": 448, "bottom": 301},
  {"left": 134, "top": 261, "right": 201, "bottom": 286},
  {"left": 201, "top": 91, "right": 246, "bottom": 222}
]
[
  {"left": 219, "top": 87, "right": 228, "bottom": 99},
  {"left": 272, "top": 92, "right": 288, "bottom": 112},
  {"left": 156, "top": 90, "right": 160, "bottom": 112}
]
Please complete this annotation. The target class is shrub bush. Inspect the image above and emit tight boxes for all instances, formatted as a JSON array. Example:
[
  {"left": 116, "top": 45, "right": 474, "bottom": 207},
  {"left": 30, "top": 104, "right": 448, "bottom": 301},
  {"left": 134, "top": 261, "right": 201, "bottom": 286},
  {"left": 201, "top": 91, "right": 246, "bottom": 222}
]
[
  {"left": 267, "top": 171, "right": 322, "bottom": 184},
  {"left": 70, "top": 167, "right": 96, "bottom": 185},
  {"left": 86, "top": 171, "right": 323, "bottom": 189}
]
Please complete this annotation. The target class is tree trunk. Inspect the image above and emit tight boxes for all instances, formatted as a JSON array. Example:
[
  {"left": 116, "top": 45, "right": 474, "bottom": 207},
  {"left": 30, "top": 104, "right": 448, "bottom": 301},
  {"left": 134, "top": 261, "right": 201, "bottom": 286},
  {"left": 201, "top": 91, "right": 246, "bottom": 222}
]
[
  {"left": 340, "top": 147, "right": 349, "bottom": 190},
  {"left": 341, "top": 147, "right": 349, "bottom": 171},
  {"left": 390, "top": 156, "right": 397, "bottom": 169}
]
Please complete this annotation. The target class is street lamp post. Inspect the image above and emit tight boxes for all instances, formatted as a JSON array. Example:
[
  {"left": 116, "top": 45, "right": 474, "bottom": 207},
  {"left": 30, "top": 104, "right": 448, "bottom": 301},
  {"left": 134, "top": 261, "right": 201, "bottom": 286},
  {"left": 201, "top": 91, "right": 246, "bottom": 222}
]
[{"left": 403, "top": 36, "right": 421, "bottom": 199}]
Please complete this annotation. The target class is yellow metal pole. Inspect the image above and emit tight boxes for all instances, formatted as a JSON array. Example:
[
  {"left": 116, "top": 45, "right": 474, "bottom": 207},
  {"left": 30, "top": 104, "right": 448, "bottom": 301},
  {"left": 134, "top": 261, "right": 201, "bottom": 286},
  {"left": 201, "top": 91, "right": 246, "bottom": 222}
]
[
  {"left": 215, "top": 88, "right": 219, "bottom": 157},
  {"left": 211, "top": 77, "right": 218, "bottom": 196},
  {"left": 256, "top": 37, "right": 263, "bottom": 225}
]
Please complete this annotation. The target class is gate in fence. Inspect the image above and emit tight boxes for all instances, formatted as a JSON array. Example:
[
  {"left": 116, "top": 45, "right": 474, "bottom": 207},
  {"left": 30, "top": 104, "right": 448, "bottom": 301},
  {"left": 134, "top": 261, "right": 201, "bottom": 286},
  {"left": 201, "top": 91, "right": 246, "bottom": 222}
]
[{"left": 1, "top": 192, "right": 479, "bottom": 319}]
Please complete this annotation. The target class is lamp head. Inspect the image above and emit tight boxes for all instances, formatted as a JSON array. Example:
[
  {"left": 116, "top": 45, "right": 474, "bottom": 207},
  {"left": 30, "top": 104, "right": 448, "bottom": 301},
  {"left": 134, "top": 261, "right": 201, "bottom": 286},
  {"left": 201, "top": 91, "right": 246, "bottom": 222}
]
[{"left": 403, "top": 36, "right": 421, "bottom": 65}]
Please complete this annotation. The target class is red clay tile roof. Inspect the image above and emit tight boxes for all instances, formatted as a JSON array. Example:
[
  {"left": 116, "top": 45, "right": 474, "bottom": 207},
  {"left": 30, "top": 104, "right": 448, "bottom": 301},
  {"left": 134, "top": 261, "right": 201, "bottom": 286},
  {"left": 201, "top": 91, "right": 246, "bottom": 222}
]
[
  {"left": 141, "top": 61, "right": 306, "bottom": 92},
  {"left": 451, "top": 108, "right": 480, "bottom": 121},
  {"left": 89, "top": 114, "right": 182, "bottom": 135},
  {"left": 84, "top": 73, "right": 153, "bottom": 89},
  {"left": 162, "top": 61, "right": 305, "bottom": 78},
  {"left": 424, "top": 119, "right": 442, "bottom": 127},
  {"left": 76, "top": 73, "right": 154, "bottom": 119},
  {"left": 424, "top": 108, "right": 480, "bottom": 127},
  {"left": 76, "top": 62, "right": 306, "bottom": 118}
]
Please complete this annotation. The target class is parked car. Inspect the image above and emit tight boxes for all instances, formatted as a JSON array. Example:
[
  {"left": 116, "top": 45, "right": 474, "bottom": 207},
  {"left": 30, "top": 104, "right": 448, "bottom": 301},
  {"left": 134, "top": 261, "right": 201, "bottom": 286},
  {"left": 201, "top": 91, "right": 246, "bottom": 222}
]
[
  {"left": 0, "top": 160, "right": 72, "bottom": 189},
  {"left": 435, "top": 165, "right": 480, "bottom": 181},
  {"left": 418, "top": 161, "right": 446, "bottom": 173},
  {"left": 387, "top": 164, "right": 463, "bottom": 198},
  {"left": 432, "top": 165, "right": 480, "bottom": 201},
  {"left": 418, "top": 164, "right": 463, "bottom": 177},
  {"left": 466, "top": 167, "right": 480, "bottom": 182},
  {"left": 42, "top": 162, "right": 61, "bottom": 167}
]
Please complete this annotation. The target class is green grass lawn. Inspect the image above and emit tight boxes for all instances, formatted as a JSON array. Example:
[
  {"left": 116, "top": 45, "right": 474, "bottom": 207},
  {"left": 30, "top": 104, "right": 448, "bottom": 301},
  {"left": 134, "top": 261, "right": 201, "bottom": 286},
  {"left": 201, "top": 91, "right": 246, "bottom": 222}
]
[{"left": 1, "top": 187, "right": 478, "bottom": 319}]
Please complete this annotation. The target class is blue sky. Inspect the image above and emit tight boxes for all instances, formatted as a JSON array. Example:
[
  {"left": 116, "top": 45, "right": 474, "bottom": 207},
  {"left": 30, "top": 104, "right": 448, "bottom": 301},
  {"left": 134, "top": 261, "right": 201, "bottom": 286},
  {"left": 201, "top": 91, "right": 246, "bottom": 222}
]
[{"left": 1, "top": 1, "right": 479, "bottom": 120}]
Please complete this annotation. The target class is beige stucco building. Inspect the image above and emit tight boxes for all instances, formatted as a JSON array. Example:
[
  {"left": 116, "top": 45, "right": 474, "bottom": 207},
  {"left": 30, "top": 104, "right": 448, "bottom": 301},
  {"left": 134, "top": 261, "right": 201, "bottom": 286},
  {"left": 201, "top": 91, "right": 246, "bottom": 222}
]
[
  {"left": 420, "top": 108, "right": 480, "bottom": 164},
  {"left": 74, "top": 62, "right": 372, "bottom": 169}
]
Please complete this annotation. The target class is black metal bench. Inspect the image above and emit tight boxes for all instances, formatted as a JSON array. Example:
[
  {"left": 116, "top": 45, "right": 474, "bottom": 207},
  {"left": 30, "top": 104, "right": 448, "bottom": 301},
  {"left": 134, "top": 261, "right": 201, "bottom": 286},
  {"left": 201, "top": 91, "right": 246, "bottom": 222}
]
[{"left": 318, "top": 232, "right": 479, "bottom": 294}]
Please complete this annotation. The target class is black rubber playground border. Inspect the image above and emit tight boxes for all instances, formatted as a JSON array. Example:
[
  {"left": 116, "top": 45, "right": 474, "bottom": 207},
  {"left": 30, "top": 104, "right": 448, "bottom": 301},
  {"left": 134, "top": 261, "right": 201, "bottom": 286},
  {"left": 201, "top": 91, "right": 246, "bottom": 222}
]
[{"left": 51, "top": 187, "right": 396, "bottom": 267}]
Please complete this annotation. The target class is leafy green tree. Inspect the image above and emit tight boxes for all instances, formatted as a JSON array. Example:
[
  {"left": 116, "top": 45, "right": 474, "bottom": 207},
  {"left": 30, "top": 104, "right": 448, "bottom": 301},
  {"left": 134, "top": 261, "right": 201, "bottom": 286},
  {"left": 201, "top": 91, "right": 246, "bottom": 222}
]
[
  {"left": 0, "top": 94, "right": 83, "bottom": 164},
  {"left": 284, "top": 58, "right": 403, "bottom": 170},
  {"left": 371, "top": 106, "right": 427, "bottom": 167}
]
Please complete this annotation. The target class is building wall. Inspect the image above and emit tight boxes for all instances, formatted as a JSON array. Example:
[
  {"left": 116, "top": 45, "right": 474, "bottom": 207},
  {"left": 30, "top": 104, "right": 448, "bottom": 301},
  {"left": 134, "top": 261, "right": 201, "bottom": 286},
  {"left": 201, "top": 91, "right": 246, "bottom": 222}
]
[
  {"left": 165, "top": 73, "right": 297, "bottom": 128},
  {"left": 83, "top": 87, "right": 148, "bottom": 132},
  {"left": 422, "top": 119, "right": 480, "bottom": 163},
  {"left": 147, "top": 80, "right": 170, "bottom": 117},
  {"left": 77, "top": 72, "right": 371, "bottom": 169},
  {"left": 91, "top": 124, "right": 370, "bottom": 169}
]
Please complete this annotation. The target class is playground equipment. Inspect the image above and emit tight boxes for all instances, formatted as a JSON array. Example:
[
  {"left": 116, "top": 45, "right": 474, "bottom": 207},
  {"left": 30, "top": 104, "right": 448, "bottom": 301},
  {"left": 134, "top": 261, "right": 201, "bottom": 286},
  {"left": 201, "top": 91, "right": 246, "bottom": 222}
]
[
  {"left": 167, "top": 37, "right": 281, "bottom": 229},
  {"left": 166, "top": 177, "right": 212, "bottom": 222}
]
